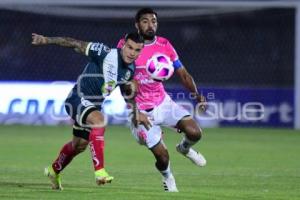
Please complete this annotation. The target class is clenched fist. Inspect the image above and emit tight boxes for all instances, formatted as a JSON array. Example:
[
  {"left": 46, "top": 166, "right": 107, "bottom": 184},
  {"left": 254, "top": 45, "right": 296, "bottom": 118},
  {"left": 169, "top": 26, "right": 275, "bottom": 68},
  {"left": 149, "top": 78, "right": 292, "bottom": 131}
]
[{"left": 31, "top": 33, "right": 48, "bottom": 45}]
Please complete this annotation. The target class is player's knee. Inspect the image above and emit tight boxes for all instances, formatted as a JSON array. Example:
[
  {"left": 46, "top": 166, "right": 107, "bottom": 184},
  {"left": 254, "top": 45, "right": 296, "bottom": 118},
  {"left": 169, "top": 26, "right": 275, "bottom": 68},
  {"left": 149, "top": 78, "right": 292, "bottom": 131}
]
[
  {"left": 86, "top": 111, "right": 106, "bottom": 127},
  {"left": 73, "top": 140, "right": 88, "bottom": 154},
  {"left": 77, "top": 144, "right": 88, "bottom": 153},
  {"left": 186, "top": 127, "right": 202, "bottom": 142}
]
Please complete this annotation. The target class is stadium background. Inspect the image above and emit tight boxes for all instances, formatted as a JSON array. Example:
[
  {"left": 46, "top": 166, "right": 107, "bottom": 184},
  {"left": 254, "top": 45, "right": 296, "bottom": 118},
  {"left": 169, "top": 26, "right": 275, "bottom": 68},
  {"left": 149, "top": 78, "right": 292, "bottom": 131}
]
[{"left": 0, "top": 1, "right": 298, "bottom": 128}]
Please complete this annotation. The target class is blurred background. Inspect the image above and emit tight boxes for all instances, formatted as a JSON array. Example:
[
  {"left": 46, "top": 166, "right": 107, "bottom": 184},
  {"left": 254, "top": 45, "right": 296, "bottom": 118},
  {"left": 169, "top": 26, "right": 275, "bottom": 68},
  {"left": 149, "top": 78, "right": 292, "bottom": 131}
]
[{"left": 0, "top": 0, "right": 298, "bottom": 129}]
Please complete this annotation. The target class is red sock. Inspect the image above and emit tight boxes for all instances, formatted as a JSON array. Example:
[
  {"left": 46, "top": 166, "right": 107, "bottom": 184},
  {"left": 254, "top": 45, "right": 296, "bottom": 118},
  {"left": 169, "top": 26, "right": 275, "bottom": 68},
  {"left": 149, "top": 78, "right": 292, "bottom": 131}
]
[
  {"left": 89, "top": 127, "right": 105, "bottom": 171},
  {"left": 52, "top": 141, "right": 77, "bottom": 174}
]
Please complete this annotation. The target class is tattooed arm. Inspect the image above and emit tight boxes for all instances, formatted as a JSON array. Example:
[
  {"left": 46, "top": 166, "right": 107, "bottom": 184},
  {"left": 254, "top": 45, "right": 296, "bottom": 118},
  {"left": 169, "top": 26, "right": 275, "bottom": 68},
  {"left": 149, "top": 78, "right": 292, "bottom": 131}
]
[{"left": 31, "top": 33, "right": 88, "bottom": 55}]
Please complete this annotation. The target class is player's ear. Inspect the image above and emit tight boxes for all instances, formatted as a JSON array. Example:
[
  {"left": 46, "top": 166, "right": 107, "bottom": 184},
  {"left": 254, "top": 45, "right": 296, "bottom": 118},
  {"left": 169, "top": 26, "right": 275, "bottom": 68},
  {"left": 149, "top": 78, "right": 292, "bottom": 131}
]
[{"left": 135, "top": 22, "right": 139, "bottom": 32}]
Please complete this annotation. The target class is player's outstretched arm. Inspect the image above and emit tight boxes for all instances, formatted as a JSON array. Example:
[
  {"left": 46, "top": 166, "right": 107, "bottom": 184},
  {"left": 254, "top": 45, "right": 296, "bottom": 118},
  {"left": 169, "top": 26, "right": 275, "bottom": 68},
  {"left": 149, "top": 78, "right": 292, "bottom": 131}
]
[
  {"left": 176, "top": 67, "right": 207, "bottom": 112},
  {"left": 31, "top": 33, "right": 89, "bottom": 55}
]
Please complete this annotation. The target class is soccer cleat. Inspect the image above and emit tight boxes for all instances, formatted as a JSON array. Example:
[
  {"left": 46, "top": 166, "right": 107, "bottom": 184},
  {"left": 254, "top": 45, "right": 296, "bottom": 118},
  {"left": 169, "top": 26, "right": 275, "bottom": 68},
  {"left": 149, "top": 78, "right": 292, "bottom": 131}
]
[
  {"left": 44, "top": 166, "right": 63, "bottom": 190},
  {"left": 176, "top": 144, "right": 207, "bottom": 167},
  {"left": 95, "top": 168, "right": 114, "bottom": 185},
  {"left": 162, "top": 174, "right": 178, "bottom": 192}
]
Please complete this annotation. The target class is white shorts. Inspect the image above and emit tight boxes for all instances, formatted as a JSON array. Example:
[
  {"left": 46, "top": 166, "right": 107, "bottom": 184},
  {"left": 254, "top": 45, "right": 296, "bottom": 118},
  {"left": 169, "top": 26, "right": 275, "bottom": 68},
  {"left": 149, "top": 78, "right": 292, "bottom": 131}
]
[{"left": 130, "top": 95, "right": 190, "bottom": 148}]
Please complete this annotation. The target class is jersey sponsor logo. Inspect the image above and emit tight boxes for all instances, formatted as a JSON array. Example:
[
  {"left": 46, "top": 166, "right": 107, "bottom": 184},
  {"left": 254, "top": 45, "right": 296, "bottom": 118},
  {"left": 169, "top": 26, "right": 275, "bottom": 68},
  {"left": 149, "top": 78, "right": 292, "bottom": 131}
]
[
  {"left": 91, "top": 43, "right": 104, "bottom": 56},
  {"left": 107, "top": 70, "right": 117, "bottom": 78},
  {"left": 124, "top": 70, "right": 131, "bottom": 81},
  {"left": 140, "top": 79, "right": 155, "bottom": 84},
  {"left": 108, "top": 64, "right": 117, "bottom": 75},
  {"left": 135, "top": 72, "right": 155, "bottom": 84},
  {"left": 103, "top": 63, "right": 118, "bottom": 81}
]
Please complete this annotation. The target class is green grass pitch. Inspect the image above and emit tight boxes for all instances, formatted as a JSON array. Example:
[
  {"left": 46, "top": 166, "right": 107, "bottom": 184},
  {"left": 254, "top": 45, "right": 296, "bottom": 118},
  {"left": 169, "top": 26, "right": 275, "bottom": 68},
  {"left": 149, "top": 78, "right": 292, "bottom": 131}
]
[{"left": 0, "top": 125, "right": 299, "bottom": 200}]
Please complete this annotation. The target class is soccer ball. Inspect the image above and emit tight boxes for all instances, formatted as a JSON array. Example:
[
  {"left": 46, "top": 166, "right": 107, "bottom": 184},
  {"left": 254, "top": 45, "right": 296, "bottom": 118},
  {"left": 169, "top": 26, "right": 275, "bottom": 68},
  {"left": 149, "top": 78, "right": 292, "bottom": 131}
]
[{"left": 146, "top": 53, "right": 174, "bottom": 81}]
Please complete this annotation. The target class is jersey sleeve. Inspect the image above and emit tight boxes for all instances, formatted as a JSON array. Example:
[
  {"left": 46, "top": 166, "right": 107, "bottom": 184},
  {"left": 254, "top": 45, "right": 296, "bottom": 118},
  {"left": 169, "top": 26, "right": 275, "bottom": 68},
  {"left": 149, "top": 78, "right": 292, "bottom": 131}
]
[
  {"left": 166, "top": 40, "right": 183, "bottom": 70},
  {"left": 85, "top": 42, "right": 111, "bottom": 64}
]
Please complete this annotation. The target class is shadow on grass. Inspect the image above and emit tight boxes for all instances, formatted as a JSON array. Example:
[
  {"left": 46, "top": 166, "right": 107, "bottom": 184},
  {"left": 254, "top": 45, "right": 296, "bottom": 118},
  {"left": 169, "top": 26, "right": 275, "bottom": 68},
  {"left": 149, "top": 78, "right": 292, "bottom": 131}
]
[
  {"left": 0, "top": 181, "right": 50, "bottom": 188},
  {"left": 0, "top": 181, "right": 98, "bottom": 191}
]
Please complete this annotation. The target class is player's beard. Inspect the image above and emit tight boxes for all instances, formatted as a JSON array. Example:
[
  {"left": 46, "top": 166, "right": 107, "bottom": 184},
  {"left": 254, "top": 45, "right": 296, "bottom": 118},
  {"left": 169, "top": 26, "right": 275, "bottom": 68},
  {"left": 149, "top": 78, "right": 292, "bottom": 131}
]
[{"left": 140, "top": 30, "right": 155, "bottom": 41}]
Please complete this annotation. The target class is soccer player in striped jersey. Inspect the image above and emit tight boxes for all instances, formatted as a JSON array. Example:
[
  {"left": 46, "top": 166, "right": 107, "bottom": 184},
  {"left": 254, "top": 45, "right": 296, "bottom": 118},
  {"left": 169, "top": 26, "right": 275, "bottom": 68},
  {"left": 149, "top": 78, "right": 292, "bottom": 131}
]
[{"left": 32, "top": 32, "right": 150, "bottom": 190}]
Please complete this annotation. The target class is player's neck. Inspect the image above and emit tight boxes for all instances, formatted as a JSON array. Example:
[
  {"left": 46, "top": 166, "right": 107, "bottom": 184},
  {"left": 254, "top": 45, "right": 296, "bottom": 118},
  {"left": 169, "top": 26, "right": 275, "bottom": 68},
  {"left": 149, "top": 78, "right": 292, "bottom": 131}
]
[{"left": 144, "top": 36, "right": 157, "bottom": 45}]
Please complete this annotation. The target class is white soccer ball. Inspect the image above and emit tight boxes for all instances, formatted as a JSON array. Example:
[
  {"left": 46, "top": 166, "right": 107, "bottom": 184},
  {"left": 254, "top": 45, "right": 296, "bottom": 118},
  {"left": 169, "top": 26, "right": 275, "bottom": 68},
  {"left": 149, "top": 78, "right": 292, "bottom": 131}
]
[{"left": 146, "top": 53, "right": 174, "bottom": 81}]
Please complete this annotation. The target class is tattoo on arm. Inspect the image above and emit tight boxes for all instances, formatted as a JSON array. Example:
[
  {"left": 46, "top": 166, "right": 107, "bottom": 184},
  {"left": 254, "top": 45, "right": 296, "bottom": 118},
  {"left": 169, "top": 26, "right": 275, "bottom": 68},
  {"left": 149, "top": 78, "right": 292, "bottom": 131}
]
[{"left": 46, "top": 37, "right": 89, "bottom": 55}]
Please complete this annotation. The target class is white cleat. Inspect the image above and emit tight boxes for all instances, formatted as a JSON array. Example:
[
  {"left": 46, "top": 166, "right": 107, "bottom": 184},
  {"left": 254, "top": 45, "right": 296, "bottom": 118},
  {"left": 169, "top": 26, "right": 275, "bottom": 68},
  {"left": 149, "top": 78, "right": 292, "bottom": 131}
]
[
  {"left": 176, "top": 144, "right": 207, "bottom": 167},
  {"left": 162, "top": 174, "right": 178, "bottom": 192}
]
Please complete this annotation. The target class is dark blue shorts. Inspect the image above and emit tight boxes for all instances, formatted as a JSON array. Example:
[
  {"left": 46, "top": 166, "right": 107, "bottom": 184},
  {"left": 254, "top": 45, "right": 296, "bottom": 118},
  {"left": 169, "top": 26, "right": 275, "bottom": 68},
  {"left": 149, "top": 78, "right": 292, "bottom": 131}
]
[{"left": 64, "top": 88, "right": 102, "bottom": 126}]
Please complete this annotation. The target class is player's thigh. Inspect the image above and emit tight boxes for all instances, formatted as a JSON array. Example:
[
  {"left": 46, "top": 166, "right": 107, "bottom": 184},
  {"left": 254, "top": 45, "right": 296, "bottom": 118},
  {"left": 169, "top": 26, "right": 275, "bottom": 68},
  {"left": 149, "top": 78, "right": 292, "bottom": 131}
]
[
  {"left": 85, "top": 110, "right": 106, "bottom": 127},
  {"left": 130, "top": 123, "right": 162, "bottom": 149},
  {"left": 65, "top": 92, "right": 102, "bottom": 127},
  {"left": 72, "top": 121, "right": 91, "bottom": 141},
  {"left": 157, "top": 96, "right": 191, "bottom": 127}
]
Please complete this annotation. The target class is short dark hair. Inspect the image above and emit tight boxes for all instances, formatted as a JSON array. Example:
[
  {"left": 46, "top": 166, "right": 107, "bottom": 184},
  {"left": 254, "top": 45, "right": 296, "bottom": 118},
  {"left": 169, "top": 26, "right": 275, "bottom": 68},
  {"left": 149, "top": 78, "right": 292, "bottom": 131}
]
[
  {"left": 135, "top": 7, "right": 157, "bottom": 22},
  {"left": 125, "top": 32, "right": 144, "bottom": 44}
]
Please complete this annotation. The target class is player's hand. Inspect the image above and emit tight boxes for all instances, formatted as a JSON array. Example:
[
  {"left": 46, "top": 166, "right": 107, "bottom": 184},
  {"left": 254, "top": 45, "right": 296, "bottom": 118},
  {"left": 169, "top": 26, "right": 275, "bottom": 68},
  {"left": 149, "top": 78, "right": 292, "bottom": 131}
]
[
  {"left": 196, "top": 94, "right": 207, "bottom": 113},
  {"left": 31, "top": 33, "right": 48, "bottom": 45},
  {"left": 132, "top": 111, "right": 152, "bottom": 130}
]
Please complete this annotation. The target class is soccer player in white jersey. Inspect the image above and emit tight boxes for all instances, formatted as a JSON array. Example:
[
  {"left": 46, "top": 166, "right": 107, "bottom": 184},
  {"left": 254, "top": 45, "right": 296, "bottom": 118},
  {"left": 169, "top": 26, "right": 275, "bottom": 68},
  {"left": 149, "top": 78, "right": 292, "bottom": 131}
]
[
  {"left": 32, "top": 32, "right": 150, "bottom": 190},
  {"left": 117, "top": 8, "right": 207, "bottom": 192}
]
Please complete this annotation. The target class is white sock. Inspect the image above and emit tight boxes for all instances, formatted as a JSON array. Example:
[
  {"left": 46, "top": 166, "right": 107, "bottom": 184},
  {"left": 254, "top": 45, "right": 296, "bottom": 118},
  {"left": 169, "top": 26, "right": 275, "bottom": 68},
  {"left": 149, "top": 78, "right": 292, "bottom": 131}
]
[
  {"left": 160, "top": 162, "right": 172, "bottom": 178},
  {"left": 178, "top": 137, "right": 197, "bottom": 153}
]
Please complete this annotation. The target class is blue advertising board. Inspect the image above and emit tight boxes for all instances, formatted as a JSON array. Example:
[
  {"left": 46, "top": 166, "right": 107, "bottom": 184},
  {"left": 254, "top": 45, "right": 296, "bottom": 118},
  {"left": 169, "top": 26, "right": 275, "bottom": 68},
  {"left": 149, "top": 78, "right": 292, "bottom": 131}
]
[
  {"left": 168, "top": 87, "right": 294, "bottom": 128},
  {"left": 0, "top": 82, "right": 294, "bottom": 128}
]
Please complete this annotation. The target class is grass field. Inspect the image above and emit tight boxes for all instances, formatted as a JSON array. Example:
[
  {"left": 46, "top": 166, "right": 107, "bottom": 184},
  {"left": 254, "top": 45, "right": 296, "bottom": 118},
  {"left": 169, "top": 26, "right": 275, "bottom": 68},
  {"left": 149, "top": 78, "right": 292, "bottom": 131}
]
[{"left": 0, "top": 125, "right": 299, "bottom": 200}]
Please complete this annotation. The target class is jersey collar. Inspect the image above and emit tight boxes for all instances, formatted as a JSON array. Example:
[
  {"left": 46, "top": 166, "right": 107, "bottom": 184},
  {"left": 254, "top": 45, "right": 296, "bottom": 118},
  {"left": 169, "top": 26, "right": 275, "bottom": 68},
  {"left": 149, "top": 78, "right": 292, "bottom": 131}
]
[{"left": 144, "top": 36, "right": 157, "bottom": 46}]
